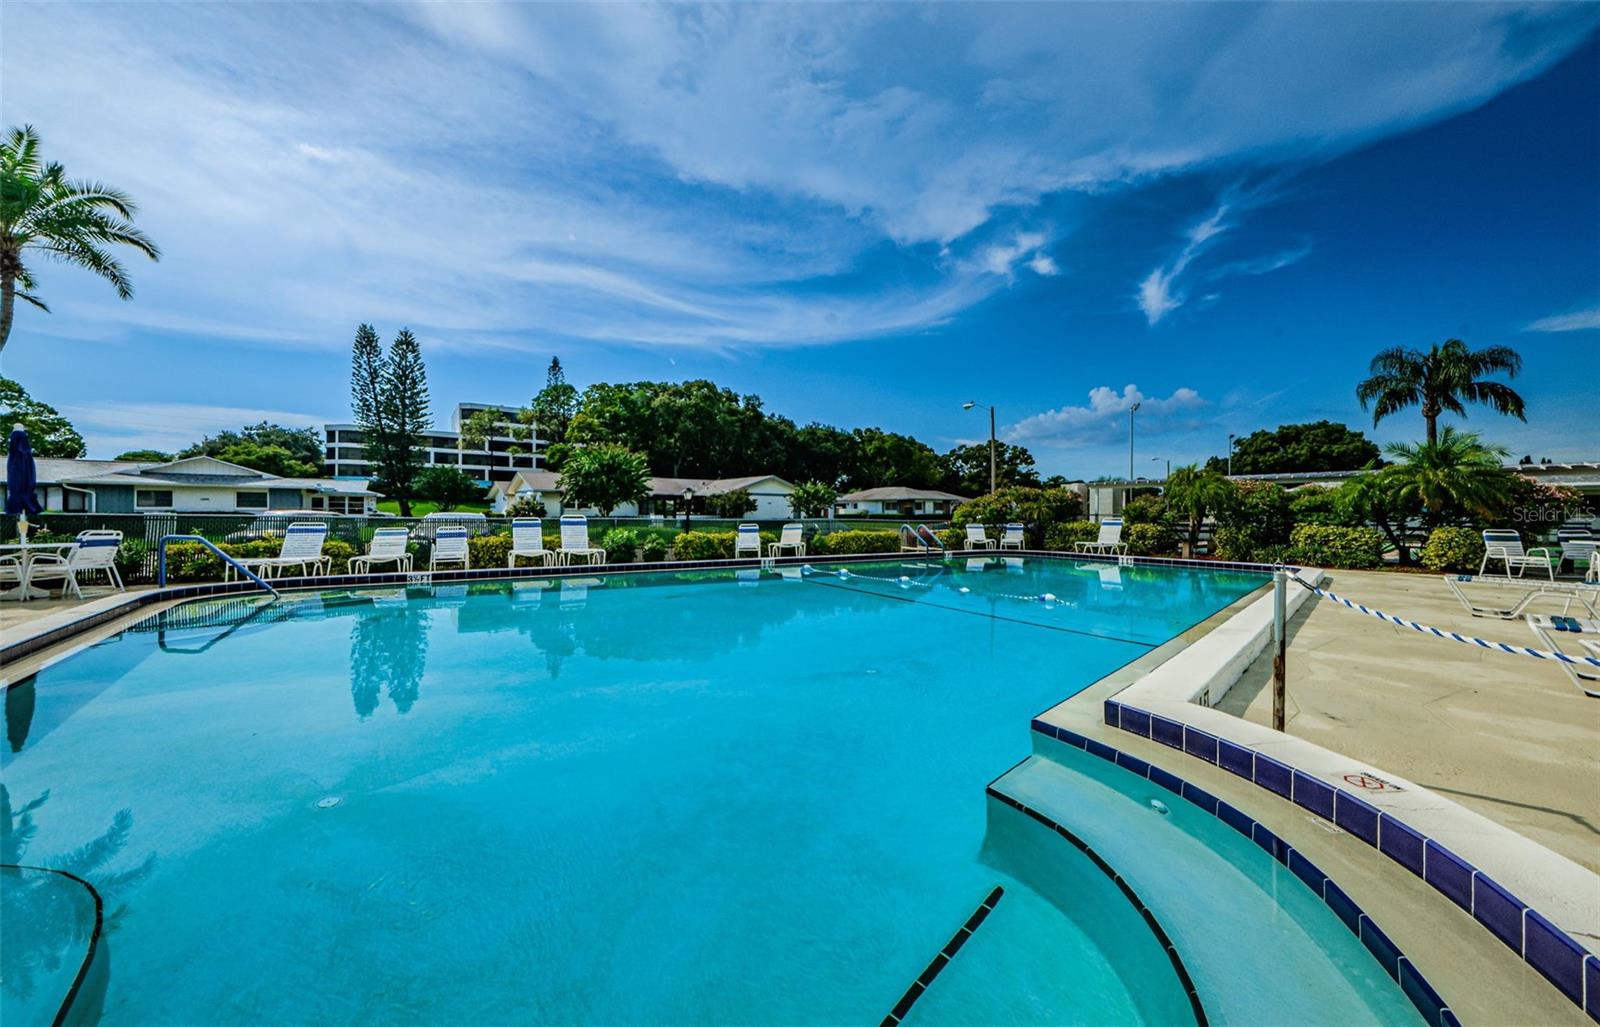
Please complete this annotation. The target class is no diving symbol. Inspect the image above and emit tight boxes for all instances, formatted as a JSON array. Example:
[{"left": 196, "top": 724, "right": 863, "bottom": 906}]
[{"left": 1343, "top": 772, "right": 1403, "bottom": 793}]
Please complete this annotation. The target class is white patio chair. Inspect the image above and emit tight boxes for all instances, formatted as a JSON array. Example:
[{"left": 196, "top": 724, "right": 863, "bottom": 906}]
[
  {"left": 508, "top": 518, "right": 551, "bottom": 568},
  {"left": 233, "top": 522, "right": 330, "bottom": 580},
  {"left": 964, "top": 524, "right": 996, "bottom": 550},
  {"left": 0, "top": 554, "right": 23, "bottom": 596},
  {"left": 350, "top": 528, "right": 412, "bottom": 573},
  {"left": 430, "top": 527, "right": 471, "bottom": 571},
  {"left": 735, "top": 523, "right": 762, "bottom": 559},
  {"left": 999, "top": 523, "right": 1025, "bottom": 551},
  {"left": 1077, "top": 518, "right": 1125, "bottom": 555},
  {"left": 558, "top": 515, "right": 606, "bottom": 566},
  {"left": 22, "top": 531, "right": 125, "bottom": 597},
  {"left": 769, "top": 523, "right": 805, "bottom": 558},
  {"left": 1525, "top": 613, "right": 1600, "bottom": 697},
  {"left": 1556, "top": 528, "right": 1596, "bottom": 577},
  {"left": 1480, "top": 529, "right": 1553, "bottom": 580}
]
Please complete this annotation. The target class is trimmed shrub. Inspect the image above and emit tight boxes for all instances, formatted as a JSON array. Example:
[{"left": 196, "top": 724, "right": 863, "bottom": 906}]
[
  {"left": 951, "top": 486, "right": 1083, "bottom": 547},
  {"left": 467, "top": 534, "right": 513, "bottom": 567},
  {"left": 1289, "top": 524, "right": 1384, "bottom": 569},
  {"left": 1044, "top": 520, "right": 1099, "bottom": 550},
  {"left": 1420, "top": 526, "right": 1486, "bottom": 573},
  {"left": 639, "top": 534, "right": 669, "bottom": 563},
  {"left": 1288, "top": 488, "right": 1354, "bottom": 527},
  {"left": 1123, "top": 521, "right": 1177, "bottom": 556},
  {"left": 1120, "top": 495, "right": 1168, "bottom": 525},
  {"left": 320, "top": 539, "right": 357, "bottom": 574},
  {"left": 811, "top": 530, "right": 900, "bottom": 555},
  {"left": 1214, "top": 482, "right": 1292, "bottom": 560},
  {"left": 936, "top": 527, "right": 964, "bottom": 551},
  {"left": 672, "top": 531, "right": 735, "bottom": 560},
  {"left": 600, "top": 528, "right": 640, "bottom": 563}
]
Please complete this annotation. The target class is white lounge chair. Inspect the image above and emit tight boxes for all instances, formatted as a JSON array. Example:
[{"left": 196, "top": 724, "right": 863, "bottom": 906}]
[
  {"left": 1480, "top": 529, "right": 1553, "bottom": 579},
  {"left": 430, "top": 527, "right": 471, "bottom": 571},
  {"left": 350, "top": 528, "right": 413, "bottom": 573},
  {"left": 232, "top": 522, "right": 330, "bottom": 580},
  {"left": 735, "top": 523, "right": 762, "bottom": 559},
  {"left": 1077, "top": 518, "right": 1125, "bottom": 555},
  {"left": 558, "top": 515, "right": 606, "bottom": 566},
  {"left": 769, "top": 522, "right": 805, "bottom": 558},
  {"left": 23, "top": 531, "right": 126, "bottom": 597},
  {"left": 999, "top": 523, "right": 1025, "bottom": 551},
  {"left": 964, "top": 524, "right": 996, "bottom": 550},
  {"left": 508, "top": 518, "right": 551, "bottom": 568},
  {"left": 1556, "top": 528, "right": 1596, "bottom": 577},
  {"left": 1444, "top": 574, "right": 1599, "bottom": 620},
  {"left": 1525, "top": 613, "right": 1600, "bottom": 697}
]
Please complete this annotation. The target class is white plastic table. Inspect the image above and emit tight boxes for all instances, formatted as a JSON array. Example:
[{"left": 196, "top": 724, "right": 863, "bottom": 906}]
[{"left": 0, "top": 542, "right": 77, "bottom": 601}]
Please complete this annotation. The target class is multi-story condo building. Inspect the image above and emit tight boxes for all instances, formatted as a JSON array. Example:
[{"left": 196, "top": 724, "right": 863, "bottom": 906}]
[{"left": 324, "top": 403, "right": 540, "bottom": 485}]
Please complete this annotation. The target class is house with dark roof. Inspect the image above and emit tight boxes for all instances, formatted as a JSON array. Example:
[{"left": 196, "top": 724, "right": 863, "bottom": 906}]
[
  {"left": 835, "top": 486, "right": 970, "bottom": 518},
  {"left": 0, "top": 456, "right": 381, "bottom": 515},
  {"left": 488, "top": 470, "right": 796, "bottom": 518}
]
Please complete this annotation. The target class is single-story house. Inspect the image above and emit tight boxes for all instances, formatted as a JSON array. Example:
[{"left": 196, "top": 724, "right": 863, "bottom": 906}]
[
  {"left": 835, "top": 486, "right": 971, "bottom": 518},
  {"left": 0, "top": 456, "right": 382, "bottom": 515},
  {"left": 489, "top": 470, "right": 797, "bottom": 519}
]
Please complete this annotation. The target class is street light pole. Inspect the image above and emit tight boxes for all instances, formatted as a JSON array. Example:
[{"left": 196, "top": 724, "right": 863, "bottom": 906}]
[
  {"left": 963, "top": 401, "right": 997, "bottom": 494},
  {"left": 1151, "top": 456, "right": 1169, "bottom": 480},
  {"left": 1128, "top": 402, "right": 1141, "bottom": 481}
]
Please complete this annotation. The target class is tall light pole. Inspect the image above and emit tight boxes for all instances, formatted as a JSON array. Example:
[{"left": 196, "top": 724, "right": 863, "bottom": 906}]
[
  {"left": 1128, "top": 402, "right": 1141, "bottom": 481},
  {"left": 963, "top": 401, "right": 997, "bottom": 494},
  {"left": 1151, "top": 456, "right": 1169, "bottom": 480},
  {"left": 1227, "top": 433, "right": 1236, "bottom": 477}
]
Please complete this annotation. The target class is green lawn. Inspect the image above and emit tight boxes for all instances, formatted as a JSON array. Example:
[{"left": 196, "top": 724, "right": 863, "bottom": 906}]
[{"left": 376, "top": 500, "right": 493, "bottom": 517}]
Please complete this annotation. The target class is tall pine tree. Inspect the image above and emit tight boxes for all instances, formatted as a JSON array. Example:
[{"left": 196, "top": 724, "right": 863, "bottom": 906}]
[
  {"left": 351, "top": 322, "right": 387, "bottom": 443},
  {"left": 381, "top": 328, "right": 432, "bottom": 515}
]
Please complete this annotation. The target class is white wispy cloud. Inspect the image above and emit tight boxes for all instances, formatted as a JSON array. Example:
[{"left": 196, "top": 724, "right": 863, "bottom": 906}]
[
  {"left": 1526, "top": 305, "right": 1600, "bottom": 332},
  {"left": 1006, "top": 385, "right": 1206, "bottom": 447},
  {"left": 62, "top": 402, "right": 331, "bottom": 456},
  {"left": 3, "top": 2, "right": 1593, "bottom": 355}
]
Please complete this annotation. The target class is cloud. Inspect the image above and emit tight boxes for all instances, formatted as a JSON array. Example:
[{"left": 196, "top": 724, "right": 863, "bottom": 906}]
[
  {"left": 1526, "top": 305, "right": 1600, "bottom": 332},
  {"left": 61, "top": 402, "right": 331, "bottom": 457},
  {"left": 3, "top": 2, "right": 1594, "bottom": 356},
  {"left": 1006, "top": 385, "right": 1206, "bottom": 447}
]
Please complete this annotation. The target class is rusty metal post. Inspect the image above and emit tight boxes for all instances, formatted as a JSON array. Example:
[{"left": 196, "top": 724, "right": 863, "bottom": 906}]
[{"left": 1272, "top": 569, "right": 1287, "bottom": 731}]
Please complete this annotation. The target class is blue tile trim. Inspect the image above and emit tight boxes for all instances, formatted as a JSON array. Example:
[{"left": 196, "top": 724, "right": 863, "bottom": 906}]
[
  {"left": 1217, "top": 738, "right": 1254, "bottom": 779},
  {"left": 1028, "top": 724, "right": 1452, "bottom": 1027},
  {"left": 1182, "top": 727, "right": 1219, "bottom": 764},
  {"left": 1100, "top": 704, "right": 1595, "bottom": 1021}
]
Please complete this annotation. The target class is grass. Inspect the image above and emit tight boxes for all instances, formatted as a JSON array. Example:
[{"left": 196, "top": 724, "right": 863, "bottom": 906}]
[{"left": 376, "top": 500, "right": 492, "bottom": 517}]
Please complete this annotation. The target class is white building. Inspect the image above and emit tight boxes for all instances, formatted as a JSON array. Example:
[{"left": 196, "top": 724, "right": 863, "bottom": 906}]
[
  {"left": 324, "top": 402, "right": 540, "bottom": 485},
  {"left": 835, "top": 486, "right": 970, "bottom": 518},
  {"left": 489, "top": 471, "right": 796, "bottom": 519},
  {"left": 1, "top": 456, "right": 381, "bottom": 514}
]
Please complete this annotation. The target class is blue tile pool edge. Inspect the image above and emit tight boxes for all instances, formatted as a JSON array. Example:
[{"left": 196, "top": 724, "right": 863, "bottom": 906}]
[
  {"left": 1097, "top": 702, "right": 1600, "bottom": 1024},
  {"left": 1034, "top": 716, "right": 1457, "bottom": 1027}
]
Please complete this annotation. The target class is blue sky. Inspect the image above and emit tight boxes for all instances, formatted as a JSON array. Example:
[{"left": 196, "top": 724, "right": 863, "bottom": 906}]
[{"left": 2, "top": 3, "right": 1597, "bottom": 476}]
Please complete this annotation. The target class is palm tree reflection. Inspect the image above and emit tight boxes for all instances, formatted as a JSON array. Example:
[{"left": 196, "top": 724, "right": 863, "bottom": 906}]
[{"left": 348, "top": 607, "right": 431, "bottom": 717}]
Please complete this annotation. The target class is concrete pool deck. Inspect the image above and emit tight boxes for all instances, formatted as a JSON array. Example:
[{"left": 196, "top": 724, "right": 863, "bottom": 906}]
[{"left": 1219, "top": 567, "right": 1600, "bottom": 875}]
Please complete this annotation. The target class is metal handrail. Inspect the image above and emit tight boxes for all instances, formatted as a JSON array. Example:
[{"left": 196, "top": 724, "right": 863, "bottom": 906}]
[
  {"left": 915, "top": 523, "right": 947, "bottom": 551},
  {"left": 157, "top": 535, "right": 280, "bottom": 597}
]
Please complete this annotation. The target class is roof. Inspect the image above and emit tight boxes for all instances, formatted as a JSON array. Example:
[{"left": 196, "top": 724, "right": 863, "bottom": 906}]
[
  {"left": 492, "top": 470, "right": 794, "bottom": 497},
  {"left": 838, "top": 486, "right": 971, "bottom": 502},
  {"left": 2, "top": 457, "right": 378, "bottom": 496}
]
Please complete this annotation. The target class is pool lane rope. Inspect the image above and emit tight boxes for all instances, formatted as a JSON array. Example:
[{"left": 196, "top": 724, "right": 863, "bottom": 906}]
[{"left": 1291, "top": 577, "right": 1600, "bottom": 670}]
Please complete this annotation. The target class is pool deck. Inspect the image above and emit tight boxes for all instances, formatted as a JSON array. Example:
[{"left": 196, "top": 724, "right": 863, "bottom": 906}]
[{"left": 1219, "top": 568, "right": 1600, "bottom": 875}]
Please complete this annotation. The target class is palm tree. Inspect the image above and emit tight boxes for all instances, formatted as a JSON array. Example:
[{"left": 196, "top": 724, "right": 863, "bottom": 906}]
[
  {"left": 0, "top": 125, "right": 160, "bottom": 352},
  {"left": 1355, "top": 338, "right": 1525, "bottom": 445},
  {"left": 1163, "top": 464, "right": 1236, "bottom": 557},
  {"left": 1380, "top": 428, "right": 1511, "bottom": 530}
]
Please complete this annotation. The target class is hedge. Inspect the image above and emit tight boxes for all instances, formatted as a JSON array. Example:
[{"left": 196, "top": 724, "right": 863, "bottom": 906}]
[
  {"left": 600, "top": 528, "right": 640, "bottom": 563},
  {"left": 810, "top": 530, "right": 900, "bottom": 555},
  {"left": 1420, "top": 526, "right": 1486, "bottom": 573},
  {"left": 1044, "top": 521, "right": 1099, "bottom": 550},
  {"left": 1123, "top": 522, "right": 1177, "bottom": 556},
  {"left": 670, "top": 530, "right": 778, "bottom": 560},
  {"left": 157, "top": 538, "right": 358, "bottom": 581},
  {"left": 1289, "top": 524, "right": 1385, "bottom": 569}
]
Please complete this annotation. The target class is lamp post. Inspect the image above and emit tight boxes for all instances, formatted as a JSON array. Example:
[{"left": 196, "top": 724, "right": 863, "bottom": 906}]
[
  {"left": 1128, "top": 402, "right": 1141, "bottom": 482},
  {"left": 682, "top": 486, "right": 694, "bottom": 531},
  {"left": 1227, "top": 433, "right": 1236, "bottom": 477},
  {"left": 962, "top": 401, "right": 997, "bottom": 494},
  {"left": 1151, "top": 456, "right": 1169, "bottom": 480}
]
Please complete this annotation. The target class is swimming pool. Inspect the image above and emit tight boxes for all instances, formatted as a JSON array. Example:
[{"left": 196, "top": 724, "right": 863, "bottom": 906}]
[{"left": 1, "top": 556, "right": 1419, "bottom": 1023}]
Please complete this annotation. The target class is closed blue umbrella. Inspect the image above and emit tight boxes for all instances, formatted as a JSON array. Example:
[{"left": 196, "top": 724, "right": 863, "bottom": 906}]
[{"left": 5, "top": 425, "right": 44, "bottom": 520}]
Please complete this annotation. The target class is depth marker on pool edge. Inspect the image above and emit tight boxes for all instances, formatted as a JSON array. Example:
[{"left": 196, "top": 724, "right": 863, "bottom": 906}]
[{"left": 880, "top": 885, "right": 1005, "bottom": 1026}]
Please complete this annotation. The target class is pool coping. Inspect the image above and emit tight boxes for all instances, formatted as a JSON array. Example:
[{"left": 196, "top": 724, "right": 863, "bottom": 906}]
[
  {"left": 0, "top": 548, "right": 1273, "bottom": 674},
  {"left": 1038, "top": 565, "right": 1600, "bottom": 1021}
]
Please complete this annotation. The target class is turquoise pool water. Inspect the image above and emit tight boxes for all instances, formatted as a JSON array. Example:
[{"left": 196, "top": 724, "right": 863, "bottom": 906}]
[{"left": 0, "top": 556, "right": 1401, "bottom": 1024}]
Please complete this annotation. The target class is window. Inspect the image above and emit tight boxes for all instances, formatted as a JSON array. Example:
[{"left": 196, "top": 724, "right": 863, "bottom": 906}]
[
  {"left": 136, "top": 489, "right": 174, "bottom": 509},
  {"left": 237, "top": 491, "right": 269, "bottom": 510},
  {"left": 63, "top": 489, "right": 89, "bottom": 512}
]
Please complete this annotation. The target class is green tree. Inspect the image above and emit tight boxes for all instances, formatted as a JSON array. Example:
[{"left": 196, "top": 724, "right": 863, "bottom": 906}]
[
  {"left": 1380, "top": 428, "right": 1512, "bottom": 530},
  {"left": 789, "top": 480, "right": 838, "bottom": 517},
  {"left": 213, "top": 441, "right": 318, "bottom": 478},
  {"left": 0, "top": 376, "right": 85, "bottom": 457},
  {"left": 941, "top": 441, "right": 1040, "bottom": 495},
  {"left": 847, "top": 428, "right": 943, "bottom": 490},
  {"left": 1333, "top": 472, "right": 1421, "bottom": 565},
  {"left": 457, "top": 407, "right": 504, "bottom": 463},
  {"left": 951, "top": 486, "right": 1083, "bottom": 547},
  {"left": 1205, "top": 421, "right": 1379, "bottom": 475},
  {"left": 378, "top": 328, "right": 432, "bottom": 516},
  {"left": 558, "top": 443, "right": 650, "bottom": 515},
  {"left": 180, "top": 422, "right": 323, "bottom": 469},
  {"left": 415, "top": 466, "right": 483, "bottom": 511},
  {"left": 1163, "top": 465, "right": 1236, "bottom": 557},
  {"left": 530, "top": 357, "right": 579, "bottom": 446},
  {"left": 0, "top": 125, "right": 161, "bottom": 352},
  {"left": 1356, "top": 339, "right": 1526, "bottom": 445},
  {"left": 790, "top": 423, "right": 858, "bottom": 488},
  {"left": 703, "top": 489, "right": 756, "bottom": 518},
  {"left": 114, "top": 449, "right": 173, "bottom": 463},
  {"left": 350, "top": 322, "right": 387, "bottom": 444}
]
